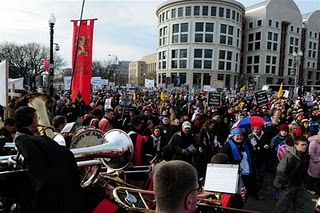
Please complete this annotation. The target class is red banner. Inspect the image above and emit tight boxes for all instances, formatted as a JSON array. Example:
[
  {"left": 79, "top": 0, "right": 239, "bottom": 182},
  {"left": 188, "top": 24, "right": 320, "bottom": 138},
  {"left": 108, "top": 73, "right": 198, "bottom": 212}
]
[{"left": 71, "top": 19, "right": 95, "bottom": 105}]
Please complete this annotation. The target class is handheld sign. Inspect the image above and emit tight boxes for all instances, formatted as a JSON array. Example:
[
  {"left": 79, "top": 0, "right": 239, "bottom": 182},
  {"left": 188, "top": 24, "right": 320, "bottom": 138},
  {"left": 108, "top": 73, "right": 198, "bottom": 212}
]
[
  {"left": 208, "top": 92, "right": 221, "bottom": 108},
  {"left": 254, "top": 90, "right": 269, "bottom": 107}
]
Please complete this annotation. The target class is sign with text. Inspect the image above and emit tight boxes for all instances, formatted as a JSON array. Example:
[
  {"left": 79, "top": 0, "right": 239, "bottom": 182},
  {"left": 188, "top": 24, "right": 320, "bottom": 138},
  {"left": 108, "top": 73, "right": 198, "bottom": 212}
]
[
  {"left": 208, "top": 92, "right": 221, "bottom": 107},
  {"left": 254, "top": 90, "right": 269, "bottom": 107}
]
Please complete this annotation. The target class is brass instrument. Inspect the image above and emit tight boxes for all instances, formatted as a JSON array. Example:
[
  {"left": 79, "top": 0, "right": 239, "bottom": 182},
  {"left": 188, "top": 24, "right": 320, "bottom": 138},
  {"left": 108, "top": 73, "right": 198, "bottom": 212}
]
[
  {"left": 16, "top": 93, "right": 54, "bottom": 138},
  {"left": 112, "top": 187, "right": 262, "bottom": 213},
  {"left": 113, "top": 186, "right": 155, "bottom": 213},
  {"left": 315, "top": 197, "right": 320, "bottom": 213},
  {"left": 0, "top": 129, "right": 134, "bottom": 189}
]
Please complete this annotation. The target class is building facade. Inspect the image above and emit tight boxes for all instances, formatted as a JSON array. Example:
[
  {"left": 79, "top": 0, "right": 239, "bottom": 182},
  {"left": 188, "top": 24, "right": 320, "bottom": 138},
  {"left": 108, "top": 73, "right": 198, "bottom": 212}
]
[
  {"left": 128, "top": 53, "right": 157, "bottom": 86},
  {"left": 155, "top": 0, "right": 320, "bottom": 89}
]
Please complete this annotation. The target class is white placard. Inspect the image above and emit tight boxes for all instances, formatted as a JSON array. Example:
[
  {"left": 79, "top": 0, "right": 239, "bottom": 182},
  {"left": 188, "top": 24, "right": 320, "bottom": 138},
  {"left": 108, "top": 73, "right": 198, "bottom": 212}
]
[{"left": 204, "top": 164, "right": 239, "bottom": 194}]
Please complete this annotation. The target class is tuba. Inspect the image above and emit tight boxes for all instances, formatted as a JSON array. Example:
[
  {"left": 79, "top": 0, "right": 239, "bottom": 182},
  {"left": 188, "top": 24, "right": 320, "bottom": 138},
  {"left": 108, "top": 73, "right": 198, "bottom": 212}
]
[{"left": 16, "top": 93, "right": 54, "bottom": 138}]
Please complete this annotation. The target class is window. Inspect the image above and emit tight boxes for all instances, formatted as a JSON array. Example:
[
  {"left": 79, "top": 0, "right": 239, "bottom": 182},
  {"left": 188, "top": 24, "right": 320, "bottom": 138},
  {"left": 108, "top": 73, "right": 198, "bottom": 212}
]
[
  {"left": 226, "top": 9, "right": 231, "bottom": 18},
  {"left": 195, "top": 23, "right": 204, "bottom": 32},
  {"left": 159, "top": 26, "right": 168, "bottom": 46},
  {"left": 194, "top": 49, "right": 202, "bottom": 58},
  {"left": 257, "top": 20, "right": 262, "bottom": 27},
  {"left": 202, "top": 6, "right": 208, "bottom": 16},
  {"left": 218, "top": 74, "right": 224, "bottom": 80},
  {"left": 249, "top": 22, "right": 253, "bottom": 29},
  {"left": 219, "top": 7, "right": 224, "bottom": 17},
  {"left": 194, "top": 6, "right": 200, "bottom": 16},
  {"left": 171, "top": 9, "right": 176, "bottom": 18},
  {"left": 172, "top": 23, "right": 188, "bottom": 44},
  {"left": 178, "top": 7, "right": 183, "bottom": 17},
  {"left": 193, "top": 48, "right": 213, "bottom": 69},
  {"left": 186, "top": 6, "right": 191, "bottom": 16},
  {"left": 171, "top": 49, "right": 188, "bottom": 69},
  {"left": 265, "top": 55, "right": 276, "bottom": 74},
  {"left": 275, "top": 21, "right": 279, "bottom": 28},
  {"left": 195, "top": 22, "right": 215, "bottom": 43},
  {"left": 247, "top": 55, "right": 259, "bottom": 73},
  {"left": 204, "top": 49, "right": 212, "bottom": 58},
  {"left": 267, "top": 32, "right": 279, "bottom": 51},
  {"left": 232, "top": 10, "right": 236, "bottom": 20},
  {"left": 211, "top": 6, "right": 216, "bottom": 16},
  {"left": 268, "top": 19, "right": 272, "bottom": 26},
  {"left": 218, "top": 50, "right": 232, "bottom": 71},
  {"left": 158, "top": 50, "right": 167, "bottom": 69}
]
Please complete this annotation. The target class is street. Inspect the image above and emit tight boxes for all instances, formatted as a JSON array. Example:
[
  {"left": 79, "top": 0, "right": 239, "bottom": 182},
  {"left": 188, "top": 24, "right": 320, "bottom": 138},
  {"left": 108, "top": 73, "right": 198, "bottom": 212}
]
[{"left": 243, "top": 171, "right": 317, "bottom": 212}]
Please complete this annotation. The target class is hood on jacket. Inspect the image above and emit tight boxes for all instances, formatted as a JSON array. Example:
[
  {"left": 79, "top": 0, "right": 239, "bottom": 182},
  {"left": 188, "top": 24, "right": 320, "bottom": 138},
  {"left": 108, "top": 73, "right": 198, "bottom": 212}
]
[
  {"left": 287, "top": 146, "right": 301, "bottom": 161},
  {"left": 308, "top": 135, "right": 320, "bottom": 143}
]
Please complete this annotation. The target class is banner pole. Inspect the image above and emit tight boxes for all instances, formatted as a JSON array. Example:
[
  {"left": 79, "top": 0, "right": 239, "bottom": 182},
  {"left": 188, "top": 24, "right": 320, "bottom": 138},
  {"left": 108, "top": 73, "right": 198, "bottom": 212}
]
[{"left": 70, "top": 0, "right": 86, "bottom": 96}]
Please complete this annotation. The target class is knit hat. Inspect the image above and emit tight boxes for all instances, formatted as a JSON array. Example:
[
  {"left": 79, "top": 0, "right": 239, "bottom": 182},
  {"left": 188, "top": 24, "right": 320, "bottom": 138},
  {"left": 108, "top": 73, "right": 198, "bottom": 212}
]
[
  {"left": 231, "top": 128, "right": 243, "bottom": 137},
  {"left": 279, "top": 124, "right": 289, "bottom": 132}
]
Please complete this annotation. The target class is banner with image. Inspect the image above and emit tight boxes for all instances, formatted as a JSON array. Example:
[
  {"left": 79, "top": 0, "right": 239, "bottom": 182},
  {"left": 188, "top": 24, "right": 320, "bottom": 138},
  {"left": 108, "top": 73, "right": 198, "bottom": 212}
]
[{"left": 71, "top": 19, "right": 95, "bottom": 105}]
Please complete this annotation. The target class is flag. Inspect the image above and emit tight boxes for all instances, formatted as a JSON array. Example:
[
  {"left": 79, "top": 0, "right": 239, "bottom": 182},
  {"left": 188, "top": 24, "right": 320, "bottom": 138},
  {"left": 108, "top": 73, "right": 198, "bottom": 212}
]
[
  {"left": 160, "top": 91, "right": 166, "bottom": 103},
  {"left": 240, "top": 85, "right": 246, "bottom": 92},
  {"left": 71, "top": 19, "right": 95, "bottom": 105},
  {"left": 0, "top": 60, "right": 8, "bottom": 107},
  {"left": 42, "top": 58, "right": 49, "bottom": 71},
  {"left": 132, "top": 92, "right": 136, "bottom": 101},
  {"left": 277, "top": 83, "right": 283, "bottom": 98}
]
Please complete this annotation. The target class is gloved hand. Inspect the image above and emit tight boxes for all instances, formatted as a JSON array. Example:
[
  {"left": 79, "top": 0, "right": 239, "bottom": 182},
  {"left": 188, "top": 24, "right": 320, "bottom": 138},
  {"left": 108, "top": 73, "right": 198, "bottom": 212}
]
[{"left": 263, "top": 144, "right": 269, "bottom": 149}]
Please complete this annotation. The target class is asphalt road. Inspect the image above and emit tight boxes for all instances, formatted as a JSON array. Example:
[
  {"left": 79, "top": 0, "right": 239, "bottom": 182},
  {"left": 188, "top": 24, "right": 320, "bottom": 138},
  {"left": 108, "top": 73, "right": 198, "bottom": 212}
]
[{"left": 243, "top": 171, "right": 318, "bottom": 213}]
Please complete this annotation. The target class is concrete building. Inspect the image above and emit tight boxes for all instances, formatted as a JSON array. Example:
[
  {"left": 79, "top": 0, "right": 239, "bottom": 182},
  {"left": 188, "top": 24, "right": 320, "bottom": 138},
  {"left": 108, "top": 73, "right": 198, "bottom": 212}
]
[
  {"left": 154, "top": 0, "right": 320, "bottom": 89},
  {"left": 128, "top": 53, "right": 157, "bottom": 86}
]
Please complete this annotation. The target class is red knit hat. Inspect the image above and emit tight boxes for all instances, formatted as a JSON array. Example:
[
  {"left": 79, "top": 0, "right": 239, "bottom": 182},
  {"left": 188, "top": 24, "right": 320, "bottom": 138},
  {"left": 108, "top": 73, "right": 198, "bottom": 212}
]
[{"left": 279, "top": 124, "right": 289, "bottom": 132}]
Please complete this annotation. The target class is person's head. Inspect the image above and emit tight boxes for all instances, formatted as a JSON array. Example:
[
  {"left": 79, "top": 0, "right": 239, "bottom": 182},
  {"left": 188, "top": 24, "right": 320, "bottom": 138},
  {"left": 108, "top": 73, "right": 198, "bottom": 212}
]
[
  {"left": 153, "top": 126, "right": 161, "bottom": 137},
  {"left": 212, "top": 111, "right": 221, "bottom": 122},
  {"left": 52, "top": 115, "right": 67, "bottom": 131},
  {"left": 279, "top": 124, "right": 289, "bottom": 137},
  {"left": 173, "top": 118, "right": 180, "bottom": 126},
  {"left": 104, "top": 108, "right": 115, "bottom": 120},
  {"left": 301, "top": 118, "right": 309, "bottom": 128},
  {"left": 211, "top": 153, "right": 230, "bottom": 164},
  {"left": 273, "top": 109, "right": 282, "bottom": 118},
  {"left": 162, "top": 145, "right": 176, "bottom": 161},
  {"left": 147, "top": 119, "right": 154, "bottom": 129},
  {"left": 182, "top": 121, "right": 191, "bottom": 134},
  {"left": 154, "top": 160, "right": 198, "bottom": 213},
  {"left": 3, "top": 118, "right": 16, "bottom": 133},
  {"left": 231, "top": 128, "right": 243, "bottom": 143},
  {"left": 271, "top": 116, "right": 280, "bottom": 125},
  {"left": 162, "top": 115, "right": 170, "bottom": 125},
  {"left": 14, "top": 106, "right": 38, "bottom": 132},
  {"left": 288, "top": 124, "right": 297, "bottom": 136},
  {"left": 293, "top": 136, "right": 308, "bottom": 153},
  {"left": 252, "top": 125, "right": 262, "bottom": 135},
  {"left": 130, "top": 115, "right": 143, "bottom": 130}
]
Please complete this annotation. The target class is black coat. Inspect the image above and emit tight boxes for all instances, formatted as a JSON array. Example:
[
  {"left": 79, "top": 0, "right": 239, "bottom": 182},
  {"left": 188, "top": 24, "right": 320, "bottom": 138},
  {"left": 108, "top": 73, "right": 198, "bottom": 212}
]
[{"left": 15, "top": 129, "right": 102, "bottom": 213}]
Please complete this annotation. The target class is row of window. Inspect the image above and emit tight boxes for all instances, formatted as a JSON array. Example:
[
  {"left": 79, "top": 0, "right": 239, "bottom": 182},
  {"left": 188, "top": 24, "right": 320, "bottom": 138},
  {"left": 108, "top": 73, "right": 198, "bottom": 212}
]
[
  {"left": 159, "top": 5, "right": 243, "bottom": 24},
  {"left": 159, "top": 22, "right": 241, "bottom": 46}
]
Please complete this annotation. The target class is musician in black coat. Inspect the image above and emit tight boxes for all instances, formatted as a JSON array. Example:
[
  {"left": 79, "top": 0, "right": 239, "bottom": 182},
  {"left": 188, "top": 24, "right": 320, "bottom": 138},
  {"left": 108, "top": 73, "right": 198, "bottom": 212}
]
[{"left": 12, "top": 106, "right": 106, "bottom": 213}]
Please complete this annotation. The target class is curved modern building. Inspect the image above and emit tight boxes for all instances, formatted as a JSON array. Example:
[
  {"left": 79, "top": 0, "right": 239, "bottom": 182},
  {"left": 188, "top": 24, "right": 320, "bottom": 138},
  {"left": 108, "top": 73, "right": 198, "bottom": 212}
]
[{"left": 156, "top": 0, "right": 245, "bottom": 89}]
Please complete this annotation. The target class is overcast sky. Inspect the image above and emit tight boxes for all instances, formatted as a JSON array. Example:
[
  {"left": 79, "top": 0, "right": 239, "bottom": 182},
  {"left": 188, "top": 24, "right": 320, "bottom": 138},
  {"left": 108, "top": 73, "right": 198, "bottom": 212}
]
[{"left": 0, "top": 0, "right": 319, "bottom": 68}]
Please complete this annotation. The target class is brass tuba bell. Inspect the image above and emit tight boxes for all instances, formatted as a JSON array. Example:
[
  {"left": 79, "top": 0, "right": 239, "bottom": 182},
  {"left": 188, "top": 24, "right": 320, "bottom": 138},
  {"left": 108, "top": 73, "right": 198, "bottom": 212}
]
[{"left": 71, "top": 129, "right": 134, "bottom": 172}]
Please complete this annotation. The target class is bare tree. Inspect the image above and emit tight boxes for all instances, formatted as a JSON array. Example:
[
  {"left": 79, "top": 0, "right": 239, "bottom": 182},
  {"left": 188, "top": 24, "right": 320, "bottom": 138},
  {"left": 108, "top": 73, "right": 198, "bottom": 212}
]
[{"left": 0, "top": 42, "right": 66, "bottom": 91}]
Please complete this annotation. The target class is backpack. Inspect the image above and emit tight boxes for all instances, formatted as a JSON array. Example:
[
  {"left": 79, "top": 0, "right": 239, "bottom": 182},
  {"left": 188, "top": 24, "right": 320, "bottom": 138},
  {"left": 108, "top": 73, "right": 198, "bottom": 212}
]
[{"left": 275, "top": 141, "right": 290, "bottom": 161}]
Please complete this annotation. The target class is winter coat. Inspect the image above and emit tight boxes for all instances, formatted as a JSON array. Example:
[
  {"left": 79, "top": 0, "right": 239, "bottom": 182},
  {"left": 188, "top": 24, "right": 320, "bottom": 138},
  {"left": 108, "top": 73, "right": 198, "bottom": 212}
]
[
  {"left": 273, "top": 147, "right": 306, "bottom": 188},
  {"left": 307, "top": 136, "right": 320, "bottom": 178}
]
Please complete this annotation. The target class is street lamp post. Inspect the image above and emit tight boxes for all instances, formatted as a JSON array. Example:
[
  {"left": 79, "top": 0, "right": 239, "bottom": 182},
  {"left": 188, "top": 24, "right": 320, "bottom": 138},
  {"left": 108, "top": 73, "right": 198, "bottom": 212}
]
[
  {"left": 291, "top": 50, "right": 303, "bottom": 95},
  {"left": 113, "top": 73, "right": 116, "bottom": 85},
  {"left": 48, "top": 13, "right": 56, "bottom": 97},
  {"left": 108, "top": 54, "right": 119, "bottom": 86}
]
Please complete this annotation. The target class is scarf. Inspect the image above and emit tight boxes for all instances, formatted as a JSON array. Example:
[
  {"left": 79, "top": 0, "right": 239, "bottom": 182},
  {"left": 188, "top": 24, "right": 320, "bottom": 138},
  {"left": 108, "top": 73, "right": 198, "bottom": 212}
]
[{"left": 228, "top": 138, "right": 253, "bottom": 174}]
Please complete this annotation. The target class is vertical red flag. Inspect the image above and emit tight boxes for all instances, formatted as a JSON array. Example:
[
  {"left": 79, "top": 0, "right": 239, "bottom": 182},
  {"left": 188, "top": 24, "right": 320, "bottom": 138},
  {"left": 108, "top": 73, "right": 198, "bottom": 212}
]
[
  {"left": 71, "top": 19, "right": 95, "bottom": 105},
  {"left": 42, "top": 58, "right": 49, "bottom": 71}
]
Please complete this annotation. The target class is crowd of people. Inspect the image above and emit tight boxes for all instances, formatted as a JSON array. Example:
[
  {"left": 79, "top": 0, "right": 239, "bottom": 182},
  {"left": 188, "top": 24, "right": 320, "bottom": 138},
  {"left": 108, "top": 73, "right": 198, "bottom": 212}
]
[{"left": 0, "top": 87, "right": 320, "bottom": 212}]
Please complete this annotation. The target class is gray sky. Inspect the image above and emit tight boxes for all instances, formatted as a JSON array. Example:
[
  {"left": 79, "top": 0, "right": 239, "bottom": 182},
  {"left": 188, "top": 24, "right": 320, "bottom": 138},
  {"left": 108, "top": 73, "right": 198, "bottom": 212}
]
[{"left": 0, "top": 0, "right": 318, "bottom": 68}]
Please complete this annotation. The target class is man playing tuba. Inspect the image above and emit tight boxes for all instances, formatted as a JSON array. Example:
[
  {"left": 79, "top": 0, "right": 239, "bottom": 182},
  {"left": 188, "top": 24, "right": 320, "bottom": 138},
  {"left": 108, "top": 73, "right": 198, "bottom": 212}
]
[{"left": 12, "top": 106, "right": 121, "bottom": 213}]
